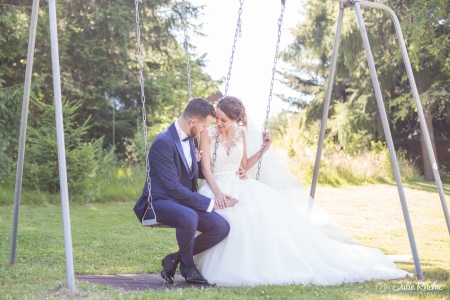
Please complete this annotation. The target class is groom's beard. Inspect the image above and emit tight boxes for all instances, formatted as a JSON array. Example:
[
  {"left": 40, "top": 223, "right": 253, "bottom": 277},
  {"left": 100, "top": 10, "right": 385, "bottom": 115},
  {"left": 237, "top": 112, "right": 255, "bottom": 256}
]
[{"left": 189, "top": 126, "right": 198, "bottom": 138}]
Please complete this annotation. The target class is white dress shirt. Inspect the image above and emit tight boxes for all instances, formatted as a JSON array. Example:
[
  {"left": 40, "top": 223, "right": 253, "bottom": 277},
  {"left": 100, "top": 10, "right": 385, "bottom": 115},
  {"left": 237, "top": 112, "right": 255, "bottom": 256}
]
[
  {"left": 175, "top": 120, "right": 214, "bottom": 212},
  {"left": 174, "top": 119, "right": 192, "bottom": 169}
]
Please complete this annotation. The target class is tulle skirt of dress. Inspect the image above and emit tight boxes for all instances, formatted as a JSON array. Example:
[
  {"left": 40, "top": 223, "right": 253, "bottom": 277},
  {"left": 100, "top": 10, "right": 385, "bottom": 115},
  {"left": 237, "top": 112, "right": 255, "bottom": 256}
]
[{"left": 194, "top": 173, "right": 411, "bottom": 287}]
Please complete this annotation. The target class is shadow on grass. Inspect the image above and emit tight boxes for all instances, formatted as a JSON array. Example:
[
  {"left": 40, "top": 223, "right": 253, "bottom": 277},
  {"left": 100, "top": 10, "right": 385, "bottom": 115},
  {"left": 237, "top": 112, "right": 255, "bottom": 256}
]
[
  {"left": 401, "top": 180, "right": 450, "bottom": 196},
  {"left": 422, "top": 267, "right": 450, "bottom": 281},
  {"left": 395, "top": 263, "right": 450, "bottom": 282}
]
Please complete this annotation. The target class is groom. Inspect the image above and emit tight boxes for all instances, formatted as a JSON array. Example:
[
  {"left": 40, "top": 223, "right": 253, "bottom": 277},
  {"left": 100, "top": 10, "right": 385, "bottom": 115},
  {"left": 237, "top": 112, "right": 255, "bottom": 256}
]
[{"left": 134, "top": 98, "right": 238, "bottom": 284}]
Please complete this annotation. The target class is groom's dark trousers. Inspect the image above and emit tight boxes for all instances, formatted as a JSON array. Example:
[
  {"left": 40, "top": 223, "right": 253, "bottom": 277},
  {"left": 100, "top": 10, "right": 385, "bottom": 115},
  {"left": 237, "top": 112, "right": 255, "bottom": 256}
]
[{"left": 134, "top": 123, "right": 229, "bottom": 267}]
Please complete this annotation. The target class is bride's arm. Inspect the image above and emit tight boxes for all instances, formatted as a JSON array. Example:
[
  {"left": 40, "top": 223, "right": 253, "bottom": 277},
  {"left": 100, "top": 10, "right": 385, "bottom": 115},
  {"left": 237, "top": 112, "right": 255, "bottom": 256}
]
[
  {"left": 199, "top": 131, "right": 227, "bottom": 209},
  {"left": 240, "top": 130, "right": 273, "bottom": 171}
]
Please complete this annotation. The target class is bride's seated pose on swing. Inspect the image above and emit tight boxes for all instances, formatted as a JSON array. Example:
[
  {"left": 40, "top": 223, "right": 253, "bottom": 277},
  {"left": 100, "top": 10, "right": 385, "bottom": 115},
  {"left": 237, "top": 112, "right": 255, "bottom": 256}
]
[{"left": 194, "top": 95, "right": 412, "bottom": 286}]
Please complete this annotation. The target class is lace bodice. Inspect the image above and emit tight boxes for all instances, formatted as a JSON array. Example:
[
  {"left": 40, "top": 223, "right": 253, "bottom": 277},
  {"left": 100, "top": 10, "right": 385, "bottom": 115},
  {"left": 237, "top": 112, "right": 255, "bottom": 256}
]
[{"left": 207, "top": 126, "right": 243, "bottom": 177}]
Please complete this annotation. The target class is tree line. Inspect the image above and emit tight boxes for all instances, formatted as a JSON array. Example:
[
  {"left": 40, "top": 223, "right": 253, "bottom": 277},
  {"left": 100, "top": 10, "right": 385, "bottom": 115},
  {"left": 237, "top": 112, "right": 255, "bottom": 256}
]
[
  {"left": 280, "top": 0, "right": 450, "bottom": 180},
  {"left": 1, "top": 0, "right": 449, "bottom": 189},
  {"left": 0, "top": 0, "right": 218, "bottom": 159},
  {"left": 0, "top": 0, "right": 221, "bottom": 196}
]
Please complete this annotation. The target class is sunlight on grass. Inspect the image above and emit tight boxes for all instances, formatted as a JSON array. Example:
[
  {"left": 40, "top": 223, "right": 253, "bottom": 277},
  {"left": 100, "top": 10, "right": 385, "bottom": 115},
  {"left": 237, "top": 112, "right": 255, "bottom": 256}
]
[
  {"left": 117, "top": 167, "right": 133, "bottom": 178},
  {"left": 273, "top": 144, "right": 422, "bottom": 187},
  {"left": 269, "top": 114, "right": 428, "bottom": 188},
  {"left": 0, "top": 164, "right": 146, "bottom": 206}
]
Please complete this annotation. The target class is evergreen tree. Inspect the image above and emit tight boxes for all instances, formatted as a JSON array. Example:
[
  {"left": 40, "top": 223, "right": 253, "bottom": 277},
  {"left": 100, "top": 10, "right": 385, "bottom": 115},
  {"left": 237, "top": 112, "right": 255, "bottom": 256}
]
[
  {"left": 281, "top": 0, "right": 450, "bottom": 179},
  {"left": 0, "top": 0, "right": 219, "bottom": 159}
]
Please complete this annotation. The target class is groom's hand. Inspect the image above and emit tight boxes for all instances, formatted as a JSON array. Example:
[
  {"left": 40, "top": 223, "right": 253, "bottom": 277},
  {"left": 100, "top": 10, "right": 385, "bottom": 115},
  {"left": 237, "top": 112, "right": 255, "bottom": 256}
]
[{"left": 236, "top": 165, "right": 247, "bottom": 180}]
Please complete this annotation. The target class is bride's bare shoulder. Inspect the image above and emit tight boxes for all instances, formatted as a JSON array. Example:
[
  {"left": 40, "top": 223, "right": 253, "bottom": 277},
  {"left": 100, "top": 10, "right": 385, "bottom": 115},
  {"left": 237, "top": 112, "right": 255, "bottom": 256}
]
[{"left": 239, "top": 126, "right": 246, "bottom": 141}]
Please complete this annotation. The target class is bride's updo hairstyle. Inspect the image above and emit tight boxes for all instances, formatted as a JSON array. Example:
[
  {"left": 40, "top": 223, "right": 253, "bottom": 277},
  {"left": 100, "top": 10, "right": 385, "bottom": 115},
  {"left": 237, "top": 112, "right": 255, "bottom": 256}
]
[{"left": 216, "top": 96, "right": 247, "bottom": 127}]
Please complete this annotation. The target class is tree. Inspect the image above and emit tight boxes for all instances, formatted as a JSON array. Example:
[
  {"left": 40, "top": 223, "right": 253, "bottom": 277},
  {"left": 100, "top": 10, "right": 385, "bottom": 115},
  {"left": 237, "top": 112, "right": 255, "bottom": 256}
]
[
  {"left": 0, "top": 0, "right": 219, "bottom": 160},
  {"left": 390, "top": 0, "right": 450, "bottom": 180},
  {"left": 23, "top": 100, "right": 111, "bottom": 199},
  {"left": 281, "top": 0, "right": 450, "bottom": 179}
]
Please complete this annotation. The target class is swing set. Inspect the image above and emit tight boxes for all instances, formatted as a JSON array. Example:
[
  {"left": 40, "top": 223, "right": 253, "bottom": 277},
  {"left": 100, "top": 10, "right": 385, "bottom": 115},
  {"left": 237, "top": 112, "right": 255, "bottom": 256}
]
[
  {"left": 8, "top": 0, "right": 450, "bottom": 293},
  {"left": 140, "top": 0, "right": 286, "bottom": 228}
]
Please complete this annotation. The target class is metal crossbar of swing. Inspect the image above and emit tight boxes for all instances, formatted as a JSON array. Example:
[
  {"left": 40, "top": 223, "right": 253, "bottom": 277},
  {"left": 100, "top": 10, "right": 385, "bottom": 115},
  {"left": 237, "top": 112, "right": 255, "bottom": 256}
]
[
  {"left": 140, "top": 0, "right": 287, "bottom": 228},
  {"left": 308, "top": 0, "right": 450, "bottom": 281}
]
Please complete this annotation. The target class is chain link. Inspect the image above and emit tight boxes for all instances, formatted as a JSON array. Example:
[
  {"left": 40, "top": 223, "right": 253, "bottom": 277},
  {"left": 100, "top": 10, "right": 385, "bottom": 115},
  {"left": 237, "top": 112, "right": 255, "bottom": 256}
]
[
  {"left": 224, "top": 0, "right": 244, "bottom": 97},
  {"left": 256, "top": 0, "right": 286, "bottom": 180},
  {"left": 135, "top": 0, "right": 155, "bottom": 220},
  {"left": 181, "top": 0, "right": 192, "bottom": 99},
  {"left": 135, "top": 0, "right": 280, "bottom": 194},
  {"left": 211, "top": 136, "right": 219, "bottom": 173},
  {"left": 212, "top": 0, "right": 245, "bottom": 172}
]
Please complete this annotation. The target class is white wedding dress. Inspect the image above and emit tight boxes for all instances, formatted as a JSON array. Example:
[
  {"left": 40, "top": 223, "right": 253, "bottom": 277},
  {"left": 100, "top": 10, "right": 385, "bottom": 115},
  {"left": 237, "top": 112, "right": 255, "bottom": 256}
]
[{"left": 194, "top": 125, "right": 411, "bottom": 286}]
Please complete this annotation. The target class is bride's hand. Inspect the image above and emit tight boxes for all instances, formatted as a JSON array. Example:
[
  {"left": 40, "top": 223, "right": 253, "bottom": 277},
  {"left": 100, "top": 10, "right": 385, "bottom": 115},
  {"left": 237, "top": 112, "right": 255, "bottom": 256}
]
[
  {"left": 236, "top": 165, "right": 247, "bottom": 180},
  {"left": 262, "top": 132, "right": 273, "bottom": 151},
  {"left": 225, "top": 196, "right": 239, "bottom": 207},
  {"left": 214, "top": 192, "right": 229, "bottom": 209}
]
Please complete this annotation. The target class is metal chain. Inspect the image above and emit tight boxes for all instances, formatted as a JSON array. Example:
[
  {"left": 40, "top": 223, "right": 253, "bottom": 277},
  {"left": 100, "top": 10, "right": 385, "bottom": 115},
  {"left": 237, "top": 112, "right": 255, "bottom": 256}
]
[
  {"left": 135, "top": 0, "right": 154, "bottom": 219},
  {"left": 181, "top": 0, "right": 192, "bottom": 99},
  {"left": 212, "top": 0, "right": 245, "bottom": 173},
  {"left": 256, "top": 0, "right": 286, "bottom": 180},
  {"left": 224, "top": 0, "right": 244, "bottom": 97},
  {"left": 210, "top": 135, "right": 219, "bottom": 173}
]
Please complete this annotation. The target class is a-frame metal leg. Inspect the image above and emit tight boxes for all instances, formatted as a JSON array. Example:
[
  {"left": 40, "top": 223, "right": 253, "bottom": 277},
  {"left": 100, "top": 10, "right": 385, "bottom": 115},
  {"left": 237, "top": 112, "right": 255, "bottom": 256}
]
[
  {"left": 360, "top": 0, "right": 450, "bottom": 238},
  {"left": 310, "top": 0, "right": 426, "bottom": 280},
  {"left": 10, "top": 0, "right": 76, "bottom": 291},
  {"left": 309, "top": 3, "right": 346, "bottom": 204},
  {"left": 10, "top": 0, "right": 40, "bottom": 265},
  {"left": 353, "top": 0, "right": 423, "bottom": 280},
  {"left": 48, "top": 0, "right": 76, "bottom": 292}
]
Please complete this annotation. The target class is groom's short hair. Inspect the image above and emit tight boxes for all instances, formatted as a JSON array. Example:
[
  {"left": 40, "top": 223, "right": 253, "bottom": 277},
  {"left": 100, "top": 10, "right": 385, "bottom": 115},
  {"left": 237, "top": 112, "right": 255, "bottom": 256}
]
[{"left": 182, "top": 97, "right": 216, "bottom": 120}]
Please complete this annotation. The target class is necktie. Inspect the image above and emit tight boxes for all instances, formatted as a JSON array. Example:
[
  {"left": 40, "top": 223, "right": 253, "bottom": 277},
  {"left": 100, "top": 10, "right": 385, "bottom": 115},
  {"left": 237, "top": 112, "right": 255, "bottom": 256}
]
[{"left": 182, "top": 136, "right": 192, "bottom": 142}]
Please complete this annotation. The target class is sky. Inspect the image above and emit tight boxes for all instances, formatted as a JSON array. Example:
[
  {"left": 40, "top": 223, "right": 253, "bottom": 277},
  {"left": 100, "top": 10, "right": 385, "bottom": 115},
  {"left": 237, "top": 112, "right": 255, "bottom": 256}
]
[{"left": 186, "top": 0, "right": 304, "bottom": 124}]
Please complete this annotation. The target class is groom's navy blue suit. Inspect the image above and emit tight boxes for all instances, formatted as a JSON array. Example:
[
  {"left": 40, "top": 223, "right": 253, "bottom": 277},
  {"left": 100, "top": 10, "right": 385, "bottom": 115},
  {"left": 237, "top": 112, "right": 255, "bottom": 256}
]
[{"left": 134, "top": 122, "right": 230, "bottom": 267}]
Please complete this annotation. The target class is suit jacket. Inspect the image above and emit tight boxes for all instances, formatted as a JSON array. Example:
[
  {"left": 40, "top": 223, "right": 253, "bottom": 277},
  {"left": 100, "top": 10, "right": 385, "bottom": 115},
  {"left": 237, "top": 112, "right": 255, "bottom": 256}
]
[{"left": 133, "top": 122, "right": 211, "bottom": 222}]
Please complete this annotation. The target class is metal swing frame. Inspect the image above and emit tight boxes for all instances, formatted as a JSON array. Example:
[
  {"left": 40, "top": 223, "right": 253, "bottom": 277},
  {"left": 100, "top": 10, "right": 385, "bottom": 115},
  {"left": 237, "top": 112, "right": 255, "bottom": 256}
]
[
  {"left": 9, "top": 0, "right": 76, "bottom": 292},
  {"left": 308, "top": 0, "right": 450, "bottom": 281},
  {"left": 10, "top": 0, "right": 448, "bottom": 291}
]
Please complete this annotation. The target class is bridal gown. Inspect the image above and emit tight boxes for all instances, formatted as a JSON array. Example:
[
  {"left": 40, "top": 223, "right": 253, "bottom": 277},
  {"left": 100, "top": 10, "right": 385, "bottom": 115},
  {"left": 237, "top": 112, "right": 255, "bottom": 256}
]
[{"left": 193, "top": 126, "right": 411, "bottom": 286}]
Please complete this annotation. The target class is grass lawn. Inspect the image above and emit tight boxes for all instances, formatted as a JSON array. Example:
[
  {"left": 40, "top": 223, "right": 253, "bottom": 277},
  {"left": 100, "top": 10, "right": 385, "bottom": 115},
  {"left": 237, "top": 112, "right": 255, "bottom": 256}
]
[{"left": 1, "top": 183, "right": 449, "bottom": 299}]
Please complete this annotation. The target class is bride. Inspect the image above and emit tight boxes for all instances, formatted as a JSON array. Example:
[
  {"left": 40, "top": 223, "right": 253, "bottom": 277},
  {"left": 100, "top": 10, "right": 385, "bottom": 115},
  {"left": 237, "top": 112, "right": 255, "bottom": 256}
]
[{"left": 194, "top": 95, "right": 412, "bottom": 286}]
